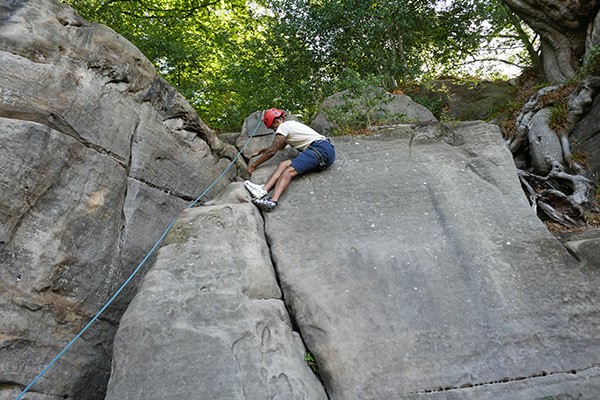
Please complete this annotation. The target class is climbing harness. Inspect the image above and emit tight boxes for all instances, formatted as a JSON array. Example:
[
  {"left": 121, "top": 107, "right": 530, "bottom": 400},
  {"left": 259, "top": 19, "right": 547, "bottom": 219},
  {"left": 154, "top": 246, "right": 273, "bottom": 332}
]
[{"left": 15, "top": 120, "right": 262, "bottom": 400}]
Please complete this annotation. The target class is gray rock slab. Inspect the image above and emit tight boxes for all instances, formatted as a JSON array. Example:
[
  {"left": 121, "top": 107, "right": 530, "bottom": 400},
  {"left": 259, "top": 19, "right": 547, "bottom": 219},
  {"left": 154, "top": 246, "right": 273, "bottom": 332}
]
[
  {"left": 403, "top": 365, "right": 600, "bottom": 399},
  {"left": 562, "top": 229, "right": 600, "bottom": 269},
  {"left": 416, "top": 79, "right": 515, "bottom": 121},
  {"left": 130, "top": 105, "right": 236, "bottom": 200},
  {"left": 0, "top": 1, "right": 240, "bottom": 398},
  {"left": 573, "top": 95, "right": 600, "bottom": 178},
  {"left": 0, "top": 118, "right": 124, "bottom": 398},
  {"left": 107, "top": 178, "right": 191, "bottom": 317},
  {"left": 105, "top": 198, "right": 327, "bottom": 400},
  {"left": 263, "top": 122, "right": 600, "bottom": 399},
  {"left": 0, "top": 118, "right": 127, "bottom": 313}
]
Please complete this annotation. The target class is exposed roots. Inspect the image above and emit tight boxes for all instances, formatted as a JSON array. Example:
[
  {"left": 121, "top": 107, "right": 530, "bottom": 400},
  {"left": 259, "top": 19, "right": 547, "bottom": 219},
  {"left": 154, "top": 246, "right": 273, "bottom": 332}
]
[
  {"left": 506, "top": 78, "right": 600, "bottom": 231},
  {"left": 518, "top": 165, "right": 598, "bottom": 229}
]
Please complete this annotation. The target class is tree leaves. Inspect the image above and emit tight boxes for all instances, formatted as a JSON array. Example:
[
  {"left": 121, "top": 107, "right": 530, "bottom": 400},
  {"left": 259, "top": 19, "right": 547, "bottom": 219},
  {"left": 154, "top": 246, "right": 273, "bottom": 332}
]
[{"left": 63, "top": 0, "right": 538, "bottom": 130}]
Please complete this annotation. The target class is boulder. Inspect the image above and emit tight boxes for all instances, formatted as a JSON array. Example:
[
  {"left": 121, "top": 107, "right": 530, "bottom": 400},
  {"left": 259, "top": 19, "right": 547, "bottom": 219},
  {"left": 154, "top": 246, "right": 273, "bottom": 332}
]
[
  {"left": 561, "top": 229, "right": 600, "bottom": 269},
  {"left": 412, "top": 78, "right": 515, "bottom": 121},
  {"left": 108, "top": 121, "right": 600, "bottom": 399},
  {"left": 310, "top": 87, "right": 437, "bottom": 135},
  {"left": 264, "top": 121, "right": 600, "bottom": 398},
  {"left": 0, "top": 0, "right": 237, "bottom": 398},
  {"left": 105, "top": 186, "right": 328, "bottom": 400}
]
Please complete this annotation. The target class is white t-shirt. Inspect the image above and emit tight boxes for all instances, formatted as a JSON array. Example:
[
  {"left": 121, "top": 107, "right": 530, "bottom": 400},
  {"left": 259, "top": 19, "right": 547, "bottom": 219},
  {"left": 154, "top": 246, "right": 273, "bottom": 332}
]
[{"left": 276, "top": 120, "right": 326, "bottom": 151}]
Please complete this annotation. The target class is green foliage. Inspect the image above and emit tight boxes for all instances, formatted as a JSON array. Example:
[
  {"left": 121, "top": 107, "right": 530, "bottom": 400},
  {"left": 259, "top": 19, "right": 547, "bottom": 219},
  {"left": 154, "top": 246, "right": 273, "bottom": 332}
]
[
  {"left": 321, "top": 72, "right": 410, "bottom": 135},
  {"left": 413, "top": 97, "right": 447, "bottom": 121},
  {"left": 304, "top": 352, "right": 319, "bottom": 374},
  {"left": 62, "top": 0, "right": 538, "bottom": 132},
  {"left": 407, "top": 81, "right": 451, "bottom": 121},
  {"left": 63, "top": 0, "right": 297, "bottom": 131},
  {"left": 548, "top": 101, "right": 569, "bottom": 132},
  {"left": 580, "top": 45, "right": 600, "bottom": 77}
]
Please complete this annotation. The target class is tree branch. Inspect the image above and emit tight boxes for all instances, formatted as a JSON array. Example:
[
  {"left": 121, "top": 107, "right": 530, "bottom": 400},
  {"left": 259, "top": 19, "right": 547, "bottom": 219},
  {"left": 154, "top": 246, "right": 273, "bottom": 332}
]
[{"left": 103, "top": 0, "right": 222, "bottom": 19}]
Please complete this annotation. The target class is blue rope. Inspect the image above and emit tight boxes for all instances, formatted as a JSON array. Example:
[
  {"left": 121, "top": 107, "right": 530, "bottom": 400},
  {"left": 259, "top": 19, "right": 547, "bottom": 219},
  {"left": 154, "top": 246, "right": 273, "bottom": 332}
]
[{"left": 16, "top": 121, "right": 261, "bottom": 400}]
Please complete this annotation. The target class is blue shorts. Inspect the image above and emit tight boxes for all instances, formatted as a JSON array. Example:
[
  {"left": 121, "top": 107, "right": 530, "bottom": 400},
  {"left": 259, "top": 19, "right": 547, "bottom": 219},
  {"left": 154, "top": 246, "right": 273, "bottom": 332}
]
[{"left": 291, "top": 139, "right": 336, "bottom": 175}]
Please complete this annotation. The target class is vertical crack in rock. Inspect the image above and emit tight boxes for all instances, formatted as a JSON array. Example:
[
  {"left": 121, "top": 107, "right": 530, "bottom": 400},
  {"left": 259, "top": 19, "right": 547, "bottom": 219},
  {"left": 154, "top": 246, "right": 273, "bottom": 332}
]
[
  {"left": 259, "top": 215, "right": 331, "bottom": 399},
  {"left": 465, "top": 162, "right": 509, "bottom": 196}
]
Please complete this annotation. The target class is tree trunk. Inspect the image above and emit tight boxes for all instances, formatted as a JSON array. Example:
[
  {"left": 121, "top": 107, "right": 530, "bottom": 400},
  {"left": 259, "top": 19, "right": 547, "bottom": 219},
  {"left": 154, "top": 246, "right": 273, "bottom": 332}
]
[{"left": 501, "top": 0, "right": 600, "bottom": 82}]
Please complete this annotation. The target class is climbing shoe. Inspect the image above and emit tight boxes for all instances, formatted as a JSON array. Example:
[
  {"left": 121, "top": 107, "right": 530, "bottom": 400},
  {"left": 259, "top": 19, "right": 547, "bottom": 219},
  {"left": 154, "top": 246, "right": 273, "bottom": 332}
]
[
  {"left": 244, "top": 180, "right": 268, "bottom": 199},
  {"left": 252, "top": 198, "right": 277, "bottom": 212}
]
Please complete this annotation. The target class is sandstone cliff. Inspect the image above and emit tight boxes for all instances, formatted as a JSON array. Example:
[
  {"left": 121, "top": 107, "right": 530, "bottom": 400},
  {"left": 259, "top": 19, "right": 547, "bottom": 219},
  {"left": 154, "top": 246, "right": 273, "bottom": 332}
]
[
  {"left": 0, "top": 0, "right": 238, "bottom": 398},
  {"left": 3, "top": 1, "right": 600, "bottom": 400},
  {"left": 106, "top": 123, "right": 600, "bottom": 400}
]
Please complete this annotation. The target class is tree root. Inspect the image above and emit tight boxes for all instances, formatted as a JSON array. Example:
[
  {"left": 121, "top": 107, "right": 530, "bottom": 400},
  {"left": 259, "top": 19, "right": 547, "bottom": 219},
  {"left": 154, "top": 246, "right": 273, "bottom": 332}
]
[
  {"left": 507, "top": 78, "right": 600, "bottom": 231},
  {"left": 518, "top": 166, "right": 595, "bottom": 228}
]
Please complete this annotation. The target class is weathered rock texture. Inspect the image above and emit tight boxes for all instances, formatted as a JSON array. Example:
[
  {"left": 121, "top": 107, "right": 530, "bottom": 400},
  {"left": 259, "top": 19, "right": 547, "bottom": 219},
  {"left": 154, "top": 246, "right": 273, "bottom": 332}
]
[
  {"left": 108, "top": 122, "right": 600, "bottom": 399},
  {"left": 561, "top": 229, "right": 600, "bottom": 270},
  {"left": 106, "top": 188, "right": 327, "bottom": 399},
  {"left": 0, "top": 0, "right": 238, "bottom": 398},
  {"left": 573, "top": 93, "right": 600, "bottom": 179}
]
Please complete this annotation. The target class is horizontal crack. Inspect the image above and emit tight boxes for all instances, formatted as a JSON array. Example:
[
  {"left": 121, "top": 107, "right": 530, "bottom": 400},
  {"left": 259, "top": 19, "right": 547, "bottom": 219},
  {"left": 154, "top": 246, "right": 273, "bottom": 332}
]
[
  {"left": 130, "top": 176, "right": 195, "bottom": 202},
  {"left": 409, "top": 365, "right": 600, "bottom": 395},
  {"left": 0, "top": 112, "right": 127, "bottom": 167}
]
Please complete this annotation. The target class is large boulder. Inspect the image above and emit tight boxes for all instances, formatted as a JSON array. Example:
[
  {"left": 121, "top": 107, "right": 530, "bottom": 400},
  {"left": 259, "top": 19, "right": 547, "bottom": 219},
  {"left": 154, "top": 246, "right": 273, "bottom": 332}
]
[
  {"left": 105, "top": 186, "right": 327, "bottom": 399},
  {"left": 561, "top": 229, "right": 600, "bottom": 269},
  {"left": 310, "top": 87, "right": 437, "bottom": 135},
  {"left": 108, "top": 121, "right": 600, "bottom": 399},
  {"left": 0, "top": 0, "right": 238, "bottom": 398},
  {"left": 265, "top": 122, "right": 600, "bottom": 398},
  {"left": 411, "top": 78, "right": 516, "bottom": 121}
]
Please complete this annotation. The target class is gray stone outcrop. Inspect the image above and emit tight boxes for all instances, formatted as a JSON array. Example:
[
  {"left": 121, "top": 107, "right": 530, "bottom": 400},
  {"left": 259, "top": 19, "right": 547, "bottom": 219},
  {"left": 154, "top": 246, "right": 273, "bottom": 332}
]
[
  {"left": 105, "top": 188, "right": 327, "bottom": 399},
  {"left": 415, "top": 78, "right": 515, "bottom": 121},
  {"left": 107, "top": 121, "right": 600, "bottom": 399},
  {"left": 0, "top": 0, "right": 238, "bottom": 398},
  {"left": 561, "top": 228, "right": 600, "bottom": 269},
  {"left": 310, "top": 87, "right": 437, "bottom": 135}
]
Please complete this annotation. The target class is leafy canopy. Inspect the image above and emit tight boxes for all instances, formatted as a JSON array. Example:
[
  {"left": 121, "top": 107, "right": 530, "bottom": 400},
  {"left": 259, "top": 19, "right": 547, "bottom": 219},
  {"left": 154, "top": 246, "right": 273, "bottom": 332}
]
[{"left": 62, "top": 0, "right": 536, "bottom": 131}]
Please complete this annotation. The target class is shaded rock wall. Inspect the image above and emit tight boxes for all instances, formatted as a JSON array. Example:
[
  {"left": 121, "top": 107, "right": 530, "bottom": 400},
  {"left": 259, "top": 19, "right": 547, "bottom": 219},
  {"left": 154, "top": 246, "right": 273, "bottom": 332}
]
[
  {"left": 413, "top": 79, "right": 515, "bottom": 121},
  {"left": 0, "top": 0, "right": 238, "bottom": 398},
  {"left": 107, "top": 122, "right": 600, "bottom": 399},
  {"left": 573, "top": 93, "right": 600, "bottom": 179}
]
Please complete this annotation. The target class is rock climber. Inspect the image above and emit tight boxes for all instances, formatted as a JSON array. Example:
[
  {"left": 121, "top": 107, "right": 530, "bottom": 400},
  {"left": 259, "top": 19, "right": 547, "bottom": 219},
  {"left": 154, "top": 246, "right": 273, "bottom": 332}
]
[{"left": 244, "top": 108, "right": 336, "bottom": 212}]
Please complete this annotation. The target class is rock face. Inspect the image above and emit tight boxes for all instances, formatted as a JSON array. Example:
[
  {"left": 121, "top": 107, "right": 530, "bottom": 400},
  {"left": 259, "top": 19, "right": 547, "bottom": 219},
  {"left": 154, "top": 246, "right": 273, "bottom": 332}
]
[
  {"left": 573, "top": 94, "right": 600, "bottom": 179},
  {"left": 107, "top": 121, "right": 600, "bottom": 399},
  {"left": 0, "top": 0, "right": 237, "bottom": 398},
  {"left": 106, "top": 190, "right": 327, "bottom": 399}
]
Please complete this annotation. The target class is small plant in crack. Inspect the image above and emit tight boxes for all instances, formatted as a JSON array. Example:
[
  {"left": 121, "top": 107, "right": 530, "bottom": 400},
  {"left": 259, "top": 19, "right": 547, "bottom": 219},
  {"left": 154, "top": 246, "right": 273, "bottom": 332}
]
[{"left": 304, "top": 352, "right": 319, "bottom": 375}]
